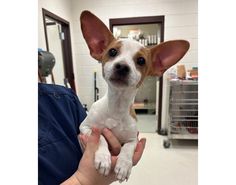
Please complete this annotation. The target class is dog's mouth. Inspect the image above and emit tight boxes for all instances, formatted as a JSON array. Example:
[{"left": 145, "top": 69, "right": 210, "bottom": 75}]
[{"left": 109, "top": 76, "right": 129, "bottom": 86}]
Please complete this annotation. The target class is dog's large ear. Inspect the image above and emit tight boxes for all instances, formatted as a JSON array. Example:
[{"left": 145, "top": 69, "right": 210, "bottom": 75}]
[
  {"left": 80, "top": 11, "right": 115, "bottom": 61},
  {"left": 149, "top": 40, "right": 190, "bottom": 76}
]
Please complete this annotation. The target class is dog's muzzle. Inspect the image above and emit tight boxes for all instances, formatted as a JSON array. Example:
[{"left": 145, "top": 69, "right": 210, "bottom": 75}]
[
  {"left": 114, "top": 63, "right": 130, "bottom": 76},
  {"left": 109, "top": 63, "right": 130, "bottom": 86}
]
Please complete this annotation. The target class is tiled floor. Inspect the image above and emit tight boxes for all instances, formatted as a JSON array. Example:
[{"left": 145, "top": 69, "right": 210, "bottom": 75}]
[
  {"left": 136, "top": 114, "right": 157, "bottom": 133},
  {"left": 111, "top": 133, "right": 198, "bottom": 185}
]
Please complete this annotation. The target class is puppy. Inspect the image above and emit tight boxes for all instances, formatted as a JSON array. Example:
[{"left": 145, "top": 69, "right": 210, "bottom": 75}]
[{"left": 79, "top": 10, "right": 189, "bottom": 182}]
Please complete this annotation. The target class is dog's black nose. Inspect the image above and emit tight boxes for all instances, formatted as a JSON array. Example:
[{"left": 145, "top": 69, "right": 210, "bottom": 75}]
[{"left": 114, "top": 63, "right": 130, "bottom": 76}]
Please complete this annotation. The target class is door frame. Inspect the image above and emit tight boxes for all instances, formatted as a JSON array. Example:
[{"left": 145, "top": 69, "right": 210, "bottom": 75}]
[{"left": 42, "top": 8, "right": 76, "bottom": 92}]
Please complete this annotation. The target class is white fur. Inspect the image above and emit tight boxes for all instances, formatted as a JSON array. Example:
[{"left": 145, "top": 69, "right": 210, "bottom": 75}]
[{"left": 79, "top": 39, "right": 144, "bottom": 182}]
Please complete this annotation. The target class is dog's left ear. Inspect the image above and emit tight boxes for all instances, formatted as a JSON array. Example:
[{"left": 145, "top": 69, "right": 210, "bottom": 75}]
[
  {"left": 80, "top": 11, "right": 115, "bottom": 61},
  {"left": 149, "top": 40, "right": 190, "bottom": 76}
]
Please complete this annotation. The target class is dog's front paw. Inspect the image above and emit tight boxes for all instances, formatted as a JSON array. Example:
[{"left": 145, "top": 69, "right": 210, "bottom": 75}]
[
  {"left": 114, "top": 157, "right": 132, "bottom": 182},
  {"left": 95, "top": 151, "right": 111, "bottom": 176}
]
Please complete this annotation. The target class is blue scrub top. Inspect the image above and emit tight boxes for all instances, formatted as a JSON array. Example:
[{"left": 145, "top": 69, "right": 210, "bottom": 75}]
[{"left": 38, "top": 83, "right": 87, "bottom": 185}]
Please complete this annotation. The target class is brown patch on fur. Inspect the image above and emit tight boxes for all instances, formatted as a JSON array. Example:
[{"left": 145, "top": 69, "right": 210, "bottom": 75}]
[
  {"left": 130, "top": 104, "right": 137, "bottom": 121},
  {"left": 101, "top": 40, "right": 122, "bottom": 63},
  {"left": 101, "top": 40, "right": 122, "bottom": 77},
  {"left": 133, "top": 47, "right": 152, "bottom": 88}
]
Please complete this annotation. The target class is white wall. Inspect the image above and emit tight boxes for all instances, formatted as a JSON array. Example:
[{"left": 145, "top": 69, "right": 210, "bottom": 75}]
[
  {"left": 70, "top": 0, "right": 198, "bottom": 128},
  {"left": 38, "top": 0, "right": 74, "bottom": 50}
]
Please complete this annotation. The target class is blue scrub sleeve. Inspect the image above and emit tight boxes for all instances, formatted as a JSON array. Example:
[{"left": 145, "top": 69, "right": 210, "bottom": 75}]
[{"left": 38, "top": 83, "right": 87, "bottom": 185}]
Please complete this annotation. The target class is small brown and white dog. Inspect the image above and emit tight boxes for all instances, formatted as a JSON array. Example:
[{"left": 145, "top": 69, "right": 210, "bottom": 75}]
[{"left": 79, "top": 11, "right": 189, "bottom": 182}]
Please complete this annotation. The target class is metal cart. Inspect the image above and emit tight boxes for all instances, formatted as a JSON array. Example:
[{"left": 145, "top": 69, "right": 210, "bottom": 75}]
[{"left": 163, "top": 79, "right": 198, "bottom": 148}]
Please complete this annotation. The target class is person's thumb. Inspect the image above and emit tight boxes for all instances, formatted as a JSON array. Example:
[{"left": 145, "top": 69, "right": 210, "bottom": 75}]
[{"left": 84, "top": 127, "right": 100, "bottom": 154}]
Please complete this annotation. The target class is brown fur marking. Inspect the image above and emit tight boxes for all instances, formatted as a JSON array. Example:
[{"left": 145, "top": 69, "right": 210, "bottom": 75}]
[
  {"left": 101, "top": 40, "right": 122, "bottom": 77},
  {"left": 101, "top": 40, "right": 122, "bottom": 64},
  {"left": 133, "top": 47, "right": 152, "bottom": 88},
  {"left": 130, "top": 104, "right": 137, "bottom": 121}
]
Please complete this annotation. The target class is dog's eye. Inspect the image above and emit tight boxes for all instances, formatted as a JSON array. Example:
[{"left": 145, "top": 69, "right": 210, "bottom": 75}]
[
  {"left": 137, "top": 57, "right": 146, "bottom": 66},
  {"left": 108, "top": 48, "right": 118, "bottom": 57}
]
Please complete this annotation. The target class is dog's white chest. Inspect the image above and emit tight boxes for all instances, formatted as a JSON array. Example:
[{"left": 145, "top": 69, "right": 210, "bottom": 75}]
[
  {"left": 80, "top": 94, "right": 138, "bottom": 143},
  {"left": 104, "top": 117, "right": 137, "bottom": 143},
  {"left": 104, "top": 118, "right": 118, "bottom": 129}
]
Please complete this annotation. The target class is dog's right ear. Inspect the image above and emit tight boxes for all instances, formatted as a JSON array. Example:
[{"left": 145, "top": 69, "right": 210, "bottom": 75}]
[
  {"left": 80, "top": 11, "right": 115, "bottom": 61},
  {"left": 148, "top": 40, "right": 190, "bottom": 76}
]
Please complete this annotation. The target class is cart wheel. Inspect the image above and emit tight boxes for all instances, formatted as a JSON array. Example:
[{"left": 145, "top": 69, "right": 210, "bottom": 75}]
[{"left": 163, "top": 140, "right": 171, "bottom": 148}]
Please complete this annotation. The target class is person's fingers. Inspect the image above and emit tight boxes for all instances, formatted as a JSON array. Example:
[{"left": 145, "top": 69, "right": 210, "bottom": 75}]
[
  {"left": 133, "top": 138, "right": 146, "bottom": 166},
  {"left": 102, "top": 128, "right": 121, "bottom": 155},
  {"left": 81, "top": 134, "right": 89, "bottom": 145},
  {"left": 78, "top": 135, "right": 85, "bottom": 150},
  {"left": 84, "top": 127, "right": 101, "bottom": 154},
  {"left": 111, "top": 156, "right": 118, "bottom": 170},
  {"left": 79, "top": 134, "right": 89, "bottom": 150}
]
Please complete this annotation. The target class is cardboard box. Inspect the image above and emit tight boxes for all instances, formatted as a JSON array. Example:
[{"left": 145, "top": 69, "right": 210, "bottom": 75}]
[{"left": 177, "top": 65, "right": 186, "bottom": 79}]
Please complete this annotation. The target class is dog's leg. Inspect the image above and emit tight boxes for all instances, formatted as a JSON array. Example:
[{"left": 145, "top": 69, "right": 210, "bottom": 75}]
[
  {"left": 79, "top": 123, "right": 111, "bottom": 176},
  {"left": 95, "top": 135, "right": 112, "bottom": 176},
  {"left": 114, "top": 140, "right": 137, "bottom": 182}
]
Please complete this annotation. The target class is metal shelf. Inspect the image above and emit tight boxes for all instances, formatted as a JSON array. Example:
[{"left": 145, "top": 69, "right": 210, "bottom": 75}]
[{"left": 163, "top": 79, "right": 198, "bottom": 148}]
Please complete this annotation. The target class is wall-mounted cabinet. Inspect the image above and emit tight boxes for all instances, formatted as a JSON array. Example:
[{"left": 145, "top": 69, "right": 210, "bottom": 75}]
[{"left": 110, "top": 16, "right": 165, "bottom": 133}]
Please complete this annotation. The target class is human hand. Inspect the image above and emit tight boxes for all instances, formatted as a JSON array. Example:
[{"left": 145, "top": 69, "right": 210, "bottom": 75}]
[
  {"left": 61, "top": 127, "right": 146, "bottom": 185},
  {"left": 79, "top": 128, "right": 146, "bottom": 166},
  {"left": 79, "top": 128, "right": 121, "bottom": 156},
  {"left": 74, "top": 128, "right": 117, "bottom": 185}
]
